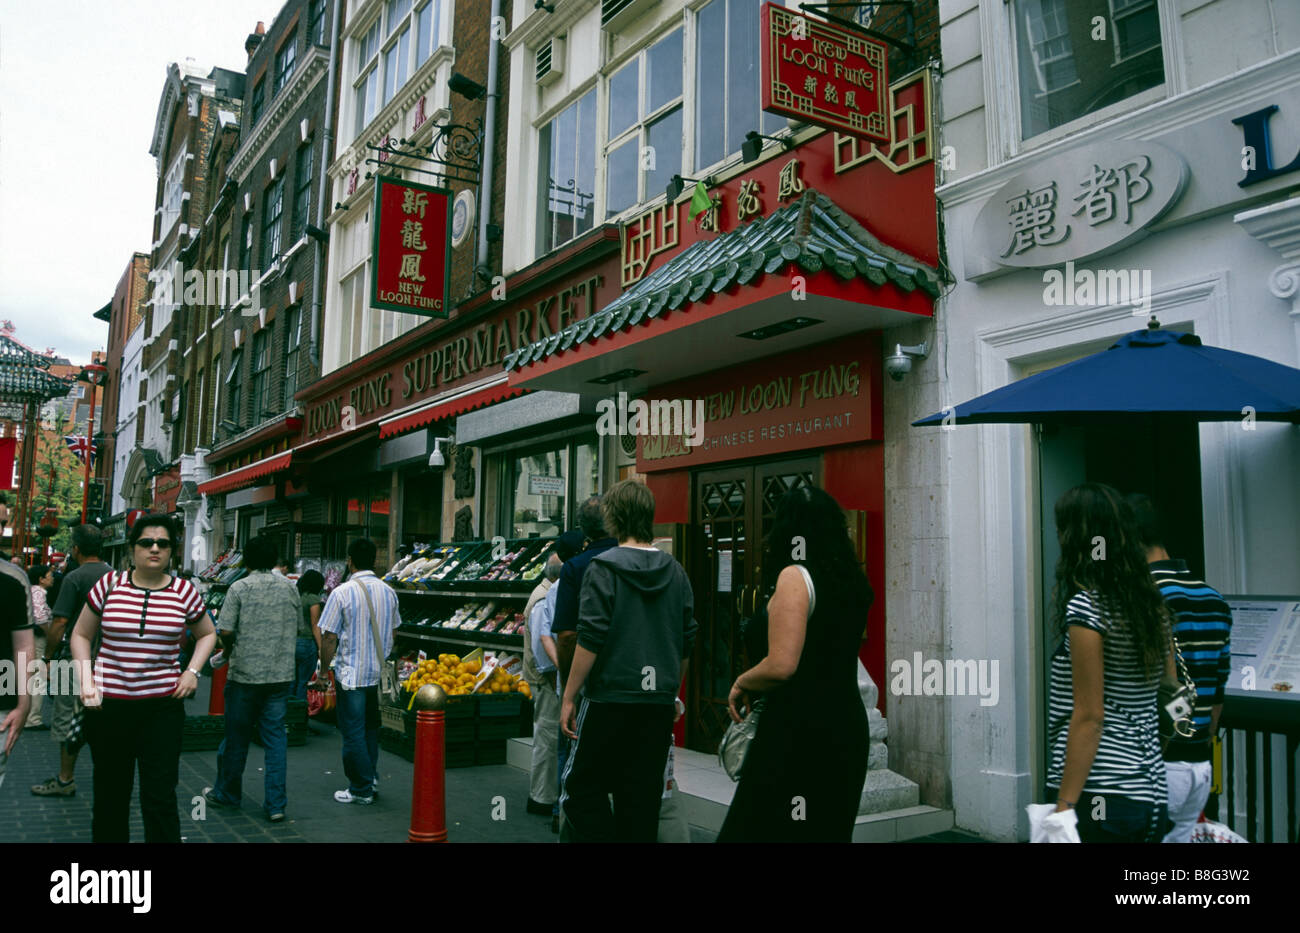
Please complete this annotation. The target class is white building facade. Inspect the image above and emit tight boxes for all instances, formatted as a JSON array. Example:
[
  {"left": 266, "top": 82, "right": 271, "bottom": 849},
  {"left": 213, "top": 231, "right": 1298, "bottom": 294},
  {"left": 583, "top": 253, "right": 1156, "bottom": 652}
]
[{"left": 930, "top": 0, "right": 1300, "bottom": 839}]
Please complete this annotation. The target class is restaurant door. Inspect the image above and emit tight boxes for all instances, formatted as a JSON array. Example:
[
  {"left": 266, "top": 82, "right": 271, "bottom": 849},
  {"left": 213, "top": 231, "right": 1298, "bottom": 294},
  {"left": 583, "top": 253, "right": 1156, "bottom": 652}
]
[{"left": 686, "top": 455, "right": 819, "bottom": 752}]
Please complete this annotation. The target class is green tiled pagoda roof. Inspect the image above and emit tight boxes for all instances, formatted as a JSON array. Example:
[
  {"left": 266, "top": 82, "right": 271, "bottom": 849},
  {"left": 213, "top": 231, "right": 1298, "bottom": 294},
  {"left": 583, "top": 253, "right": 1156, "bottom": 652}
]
[
  {"left": 504, "top": 189, "right": 940, "bottom": 371},
  {"left": 0, "top": 335, "right": 72, "bottom": 403}
]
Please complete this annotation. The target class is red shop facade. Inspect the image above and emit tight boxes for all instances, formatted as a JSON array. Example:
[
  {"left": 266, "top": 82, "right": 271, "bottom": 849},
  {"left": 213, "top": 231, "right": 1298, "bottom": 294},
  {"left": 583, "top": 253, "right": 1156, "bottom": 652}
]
[{"left": 505, "top": 70, "right": 940, "bottom": 753}]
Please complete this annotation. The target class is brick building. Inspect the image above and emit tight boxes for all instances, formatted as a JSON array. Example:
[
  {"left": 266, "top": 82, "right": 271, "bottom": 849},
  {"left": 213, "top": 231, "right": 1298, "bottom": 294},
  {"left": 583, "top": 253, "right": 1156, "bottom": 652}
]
[{"left": 97, "top": 252, "right": 150, "bottom": 527}]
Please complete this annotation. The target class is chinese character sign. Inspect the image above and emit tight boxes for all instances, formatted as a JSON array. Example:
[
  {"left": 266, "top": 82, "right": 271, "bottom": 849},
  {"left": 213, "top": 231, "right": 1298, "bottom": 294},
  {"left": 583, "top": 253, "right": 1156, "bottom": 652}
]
[
  {"left": 760, "top": 3, "right": 889, "bottom": 145},
  {"left": 372, "top": 177, "right": 450, "bottom": 317}
]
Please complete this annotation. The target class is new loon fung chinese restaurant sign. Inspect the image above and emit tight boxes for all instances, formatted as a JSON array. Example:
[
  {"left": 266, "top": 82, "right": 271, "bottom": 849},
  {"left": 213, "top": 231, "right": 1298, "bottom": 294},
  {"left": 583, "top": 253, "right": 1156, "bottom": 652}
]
[
  {"left": 760, "top": 3, "right": 890, "bottom": 146},
  {"left": 372, "top": 176, "right": 452, "bottom": 317},
  {"left": 967, "top": 140, "right": 1188, "bottom": 280}
]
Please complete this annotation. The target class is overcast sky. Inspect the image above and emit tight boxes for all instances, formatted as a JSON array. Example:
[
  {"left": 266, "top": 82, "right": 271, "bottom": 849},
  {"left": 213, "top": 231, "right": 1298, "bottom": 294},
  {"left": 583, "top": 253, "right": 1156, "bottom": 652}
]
[{"left": 0, "top": 1, "right": 281, "bottom": 365}]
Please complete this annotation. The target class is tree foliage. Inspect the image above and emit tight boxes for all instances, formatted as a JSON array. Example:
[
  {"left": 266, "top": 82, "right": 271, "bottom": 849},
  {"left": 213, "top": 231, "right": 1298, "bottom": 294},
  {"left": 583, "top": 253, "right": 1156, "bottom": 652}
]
[{"left": 30, "top": 411, "right": 86, "bottom": 555}]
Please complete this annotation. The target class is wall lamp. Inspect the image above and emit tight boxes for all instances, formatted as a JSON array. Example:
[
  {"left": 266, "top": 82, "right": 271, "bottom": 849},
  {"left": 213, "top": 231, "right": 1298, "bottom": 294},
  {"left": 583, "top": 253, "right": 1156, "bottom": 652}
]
[
  {"left": 448, "top": 73, "right": 487, "bottom": 100},
  {"left": 428, "top": 436, "right": 453, "bottom": 469},
  {"left": 741, "top": 131, "right": 794, "bottom": 164},
  {"left": 665, "top": 173, "right": 715, "bottom": 203}
]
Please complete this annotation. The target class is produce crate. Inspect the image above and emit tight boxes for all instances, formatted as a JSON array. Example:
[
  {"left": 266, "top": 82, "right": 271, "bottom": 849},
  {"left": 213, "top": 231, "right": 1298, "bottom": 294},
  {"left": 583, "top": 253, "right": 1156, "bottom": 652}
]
[
  {"left": 379, "top": 726, "right": 414, "bottom": 762},
  {"left": 182, "top": 714, "right": 225, "bottom": 752},
  {"left": 446, "top": 739, "right": 476, "bottom": 769},
  {"left": 475, "top": 739, "right": 508, "bottom": 766},
  {"left": 478, "top": 718, "right": 522, "bottom": 742},
  {"left": 477, "top": 693, "right": 524, "bottom": 718}
]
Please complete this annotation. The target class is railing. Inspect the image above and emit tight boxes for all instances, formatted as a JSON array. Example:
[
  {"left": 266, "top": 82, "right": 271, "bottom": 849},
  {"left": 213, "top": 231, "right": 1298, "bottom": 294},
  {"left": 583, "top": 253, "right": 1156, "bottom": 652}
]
[{"left": 1215, "top": 695, "right": 1299, "bottom": 843}]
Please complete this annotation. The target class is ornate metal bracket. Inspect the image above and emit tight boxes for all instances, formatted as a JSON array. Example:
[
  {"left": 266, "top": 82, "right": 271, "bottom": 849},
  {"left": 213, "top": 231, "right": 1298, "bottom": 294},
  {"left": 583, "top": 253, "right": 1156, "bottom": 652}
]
[
  {"left": 799, "top": 2, "right": 918, "bottom": 57},
  {"left": 363, "top": 116, "right": 485, "bottom": 186}
]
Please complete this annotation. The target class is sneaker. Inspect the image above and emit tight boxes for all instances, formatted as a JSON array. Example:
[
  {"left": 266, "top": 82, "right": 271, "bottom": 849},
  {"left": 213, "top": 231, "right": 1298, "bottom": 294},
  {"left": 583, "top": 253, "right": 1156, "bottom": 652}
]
[
  {"left": 268, "top": 812, "right": 285, "bottom": 823},
  {"left": 31, "top": 777, "right": 76, "bottom": 797},
  {"left": 334, "top": 789, "right": 374, "bottom": 805},
  {"left": 202, "top": 787, "right": 238, "bottom": 808}
]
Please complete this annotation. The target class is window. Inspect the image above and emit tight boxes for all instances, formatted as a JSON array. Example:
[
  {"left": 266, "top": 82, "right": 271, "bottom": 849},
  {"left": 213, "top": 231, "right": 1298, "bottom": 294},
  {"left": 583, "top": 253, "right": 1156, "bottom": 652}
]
[
  {"left": 250, "top": 76, "right": 266, "bottom": 126},
  {"left": 695, "top": 0, "right": 783, "bottom": 173},
  {"left": 292, "top": 142, "right": 314, "bottom": 242},
  {"left": 415, "top": 0, "right": 441, "bottom": 67},
  {"left": 353, "top": 17, "right": 382, "bottom": 135},
  {"left": 283, "top": 306, "right": 302, "bottom": 407},
  {"left": 262, "top": 176, "right": 285, "bottom": 267},
  {"left": 502, "top": 439, "right": 599, "bottom": 538},
  {"left": 338, "top": 265, "right": 367, "bottom": 365},
  {"left": 383, "top": 21, "right": 411, "bottom": 106},
  {"left": 309, "top": 0, "right": 328, "bottom": 45},
  {"left": 274, "top": 36, "right": 298, "bottom": 97},
  {"left": 604, "top": 28, "right": 682, "bottom": 216},
  {"left": 160, "top": 146, "right": 187, "bottom": 236},
  {"left": 1014, "top": 0, "right": 1164, "bottom": 138},
  {"left": 226, "top": 349, "right": 243, "bottom": 425},
  {"left": 210, "top": 360, "right": 221, "bottom": 442},
  {"left": 238, "top": 212, "right": 253, "bottom": 274},
  {"left": 196, "top": 368, "right": 206, "bottom": 445},
  {"left": 250, "top": 330, "right": 271, "bottom": 420},
  {"left": 538, "top": 89, "right": 597, "bottom": 253}
]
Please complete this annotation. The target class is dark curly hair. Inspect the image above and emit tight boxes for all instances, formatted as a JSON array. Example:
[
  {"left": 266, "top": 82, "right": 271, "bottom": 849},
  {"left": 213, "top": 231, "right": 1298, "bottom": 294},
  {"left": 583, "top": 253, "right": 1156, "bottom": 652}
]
[
  {"left": 128, "top": 513, "right": 179, "bottom": 550},
  {"left": 763, "top": 485, "right": 873, "bottom": 614},
  {"left": 1051, "top": 483, "right": 1171, "bottom": 676}
]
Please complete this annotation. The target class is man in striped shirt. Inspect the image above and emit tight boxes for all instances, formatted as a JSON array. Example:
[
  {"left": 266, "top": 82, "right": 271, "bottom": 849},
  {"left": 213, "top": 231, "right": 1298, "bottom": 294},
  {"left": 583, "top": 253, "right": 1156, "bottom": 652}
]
[
  {"left": 1127, "top": 494, "right": 1233, "bottom": 843},
  {"left": 319, "top": 538, "right": 399, "bottom": 805}
]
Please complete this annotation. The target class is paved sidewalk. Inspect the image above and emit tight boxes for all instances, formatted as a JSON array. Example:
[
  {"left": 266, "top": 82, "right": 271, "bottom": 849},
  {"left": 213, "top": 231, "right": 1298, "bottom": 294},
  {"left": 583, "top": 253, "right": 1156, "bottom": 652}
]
[{"left": 0, "top": 679, "right": 555, "bottom": 844}]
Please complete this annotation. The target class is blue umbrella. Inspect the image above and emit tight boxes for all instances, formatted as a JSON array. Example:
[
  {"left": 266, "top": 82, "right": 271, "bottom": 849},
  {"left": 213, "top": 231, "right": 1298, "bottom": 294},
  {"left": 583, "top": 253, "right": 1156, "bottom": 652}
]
[{"left": 914, "top": 328, "right": 1300, "bottom": 425}]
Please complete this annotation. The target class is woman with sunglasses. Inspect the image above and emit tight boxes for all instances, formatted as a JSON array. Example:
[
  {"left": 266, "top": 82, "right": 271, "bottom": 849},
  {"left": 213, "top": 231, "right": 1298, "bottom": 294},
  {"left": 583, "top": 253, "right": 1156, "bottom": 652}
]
[{"left": 70, "top": 513, "right": 217, "bottom": 842}]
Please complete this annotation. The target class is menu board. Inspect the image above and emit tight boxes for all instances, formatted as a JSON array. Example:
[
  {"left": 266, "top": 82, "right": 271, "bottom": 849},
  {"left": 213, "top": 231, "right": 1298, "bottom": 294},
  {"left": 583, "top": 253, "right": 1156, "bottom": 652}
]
[{"left": 1224, "top": 597, "right": 1300, "bottom": 700}]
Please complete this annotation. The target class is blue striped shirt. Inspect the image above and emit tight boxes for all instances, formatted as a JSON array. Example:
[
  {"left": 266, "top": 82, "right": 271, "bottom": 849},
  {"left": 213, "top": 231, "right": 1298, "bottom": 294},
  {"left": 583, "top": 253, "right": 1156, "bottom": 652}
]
[
  {"left": 318, "top": 571, "right": 399, "bottom": 689},
  {"left": 1149, "top": 560, "right": 1232, "bottom": 759}
]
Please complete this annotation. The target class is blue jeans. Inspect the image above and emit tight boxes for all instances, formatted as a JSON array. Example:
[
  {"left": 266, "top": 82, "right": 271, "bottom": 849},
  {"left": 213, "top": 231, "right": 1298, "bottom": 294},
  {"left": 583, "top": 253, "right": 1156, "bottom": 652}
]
[
  {"left": 336, "top": 683, "right": 380, "bottom": 797},
  {"left": 293, "top": 637, "right": 318, "bottom": 701},
  {"left": 213, "top": 680, "right": 290, "bottom": 816}
]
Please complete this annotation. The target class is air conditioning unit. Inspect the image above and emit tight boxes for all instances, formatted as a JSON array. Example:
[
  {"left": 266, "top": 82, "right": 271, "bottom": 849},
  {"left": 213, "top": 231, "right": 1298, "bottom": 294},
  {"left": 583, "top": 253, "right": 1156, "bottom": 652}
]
[
  {"left": 535, "top": 36, "right": 564, "bottom": 86},
  {"left": 601, "top": 0, "right": 658, "bottom": 33},
  {"left": 614, "top": 431, "right": 637, "bottom": 469}
]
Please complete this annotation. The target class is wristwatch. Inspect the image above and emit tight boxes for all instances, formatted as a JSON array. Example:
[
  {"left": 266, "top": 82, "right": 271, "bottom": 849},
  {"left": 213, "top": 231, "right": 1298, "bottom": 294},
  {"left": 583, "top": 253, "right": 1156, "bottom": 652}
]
[{"left": 185, "top": 668, "right": 201, "bottom": 678}]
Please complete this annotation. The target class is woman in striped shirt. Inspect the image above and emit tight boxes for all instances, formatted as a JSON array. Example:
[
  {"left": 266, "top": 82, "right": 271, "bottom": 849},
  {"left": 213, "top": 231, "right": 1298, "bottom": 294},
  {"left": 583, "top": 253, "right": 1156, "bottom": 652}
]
[
  {"left": 1046, "top": 484, "right": 1176, "bottom": 843},
  {"left": 70, "top": 513, "right": 217, "bottom": 843}
]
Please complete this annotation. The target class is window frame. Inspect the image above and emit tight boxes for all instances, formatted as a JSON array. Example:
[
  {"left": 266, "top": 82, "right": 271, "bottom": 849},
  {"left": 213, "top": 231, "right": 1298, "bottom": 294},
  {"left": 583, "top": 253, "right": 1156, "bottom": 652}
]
[
  {"left": 283, "top": 305, "right": 302, "bottom": 407},
  {"left": 308, "top": 0, "right": 328, "bottom": 46},
  {"left": 226, "top": 349, "right": 244, "bottom": 425},
  {"left": 262, "top": 176, "right": 285, "bottom": 268},
  {"left": 291, "top": 141, "right": 314, "bottom": 243},
  {"left": 537, "top": 86, "right": 598, "bottom": 255},
  {"left": 250, "top": 75, "right": 266, "bottom": 126},
  {"left": 250, "top": 329, "right": 271, "bottom": 421},
  {"left": 160, "top": 145, "right": 187, "bottom": 237},
  {"left": 273, "top": 34, "right": 298, "bottom": 98}
]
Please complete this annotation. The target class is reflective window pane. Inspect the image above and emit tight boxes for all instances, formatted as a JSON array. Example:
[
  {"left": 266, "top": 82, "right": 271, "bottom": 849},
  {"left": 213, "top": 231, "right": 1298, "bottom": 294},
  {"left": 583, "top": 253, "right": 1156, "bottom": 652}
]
[
  {"left": 605, "top": 137, "right": 639, "bottom": 217},
  {"left": 646, "top": 106, "right": 682, "bottom": 204},
  {"left": 646, "top": 28, "right": 682, "bottom": 114},
  {"left": 608, "top": 61, "right": 638, "bottom": 140}
]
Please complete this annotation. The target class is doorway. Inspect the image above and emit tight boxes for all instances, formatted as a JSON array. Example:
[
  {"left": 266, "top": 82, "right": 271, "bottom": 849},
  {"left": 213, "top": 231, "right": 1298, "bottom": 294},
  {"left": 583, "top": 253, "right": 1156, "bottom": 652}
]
[
  {"left": 1035, "top": 418, "right": 1205, "bottom": 780},
  {"left": 686, "top": 455, "right": 819, "bottom": 752}
]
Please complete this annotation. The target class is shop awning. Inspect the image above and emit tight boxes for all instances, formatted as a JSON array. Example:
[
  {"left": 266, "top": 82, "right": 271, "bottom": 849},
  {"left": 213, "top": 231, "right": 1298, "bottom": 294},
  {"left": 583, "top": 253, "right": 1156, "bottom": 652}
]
[
  {"left": 197, "top": 451, "right": 293, "bottom": 495},
  {"left": 377, "top": 379, "right": 528, "bottom": 440},
  {"left": 914, "top": 327, "right": 1300, "bottom": 425},
  {"left": 502, "top": 190, "right": 940, "bottom": 395}
]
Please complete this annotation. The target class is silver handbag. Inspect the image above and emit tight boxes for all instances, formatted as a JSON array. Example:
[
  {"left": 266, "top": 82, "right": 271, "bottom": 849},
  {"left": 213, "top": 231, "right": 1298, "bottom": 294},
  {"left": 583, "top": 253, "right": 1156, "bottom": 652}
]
[{"left": 717, "top": 565, "right": 815, "bottom": 782}]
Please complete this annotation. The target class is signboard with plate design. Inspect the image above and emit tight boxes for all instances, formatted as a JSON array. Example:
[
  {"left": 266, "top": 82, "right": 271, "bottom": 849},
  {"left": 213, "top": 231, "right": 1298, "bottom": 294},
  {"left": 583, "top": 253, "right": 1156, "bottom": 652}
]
[{"left": 759, "top": 2, "right": 889, "bottom": 145}]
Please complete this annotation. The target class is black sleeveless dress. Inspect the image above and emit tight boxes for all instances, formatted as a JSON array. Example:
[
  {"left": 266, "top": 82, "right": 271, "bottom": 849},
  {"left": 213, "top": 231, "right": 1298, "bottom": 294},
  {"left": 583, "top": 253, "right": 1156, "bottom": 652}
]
[{"left": 716, "top": 570, "right": 870, "bottom": 842}]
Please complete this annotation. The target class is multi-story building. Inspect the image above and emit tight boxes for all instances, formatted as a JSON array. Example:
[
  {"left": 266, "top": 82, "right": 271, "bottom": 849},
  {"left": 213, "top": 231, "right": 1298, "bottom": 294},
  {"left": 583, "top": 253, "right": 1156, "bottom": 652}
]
[
  {"left": 931, "top": 0, "right": 1300, "bottom": 840},
  {"left": 197, "top": 3, "right": 337, "bottom": 562},
  {"left": 96, "top": 252, "right": 150, "bottom": 534},
  {"left": 142, "top": 59, "right": 245, "bottom": 557}
]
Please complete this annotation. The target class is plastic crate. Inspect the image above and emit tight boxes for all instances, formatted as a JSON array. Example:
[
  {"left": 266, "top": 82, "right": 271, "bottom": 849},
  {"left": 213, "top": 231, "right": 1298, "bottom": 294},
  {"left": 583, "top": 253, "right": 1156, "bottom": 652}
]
[
  {"left": 475, "top": 739, "right": 508, "bottom": 766},
  {"left": 478, "top": 718, "right": 521, "bottom": 742},
  {"left": 446, "top": 739, "right": 476, "bottom": 769},
  {"left": 477, "top": 694, "right": 524, "bottom": 718},
  {"left": 182, "top": 715, "right": 225, "bottom": 752},
  {"left": 379, "top": 727, "right": 414, "bottom": 762}
]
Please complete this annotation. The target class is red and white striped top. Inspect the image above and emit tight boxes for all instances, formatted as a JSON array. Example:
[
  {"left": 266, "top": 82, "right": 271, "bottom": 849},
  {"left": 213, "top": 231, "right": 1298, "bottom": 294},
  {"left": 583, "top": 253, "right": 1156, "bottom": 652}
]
[{"left": 86, "top": 571, "right": 207, "bottom": 700}]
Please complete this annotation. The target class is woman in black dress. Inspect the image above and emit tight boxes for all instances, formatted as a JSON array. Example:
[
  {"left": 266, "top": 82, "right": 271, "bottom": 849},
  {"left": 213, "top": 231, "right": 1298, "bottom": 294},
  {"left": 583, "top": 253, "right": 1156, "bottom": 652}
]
[{"left": 717, "top": 486, "right": 872, "bottom": 842}]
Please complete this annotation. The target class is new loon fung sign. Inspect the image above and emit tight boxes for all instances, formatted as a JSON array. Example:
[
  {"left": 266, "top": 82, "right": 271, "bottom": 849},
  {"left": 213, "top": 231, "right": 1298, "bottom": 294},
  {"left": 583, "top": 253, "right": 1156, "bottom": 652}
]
[{"left": 372, "top": 176, "right": 451, "bottom": 317}]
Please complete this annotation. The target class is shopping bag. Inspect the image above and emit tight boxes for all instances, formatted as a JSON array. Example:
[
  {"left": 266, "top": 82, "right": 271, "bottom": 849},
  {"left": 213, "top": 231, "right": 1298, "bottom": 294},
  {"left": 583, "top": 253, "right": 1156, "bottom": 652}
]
[
  {"left": 307, "top": 671, "right": 336, "bottom": 722},
  {"left": 1189, "top": 819, "right": 1247, "bottom": 843},
  {"left": 1026, "top": 803, "right": 1081, "bottom": 842}
]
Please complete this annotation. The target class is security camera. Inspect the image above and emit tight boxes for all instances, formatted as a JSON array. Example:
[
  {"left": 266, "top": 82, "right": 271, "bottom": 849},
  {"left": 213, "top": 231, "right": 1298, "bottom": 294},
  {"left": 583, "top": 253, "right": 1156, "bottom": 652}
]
[
  {"left": 884, "top": 342, "right": 929, "bottom": 383},
  {"left": 428, "top": 436, "right": 453, "bottom": 469}
]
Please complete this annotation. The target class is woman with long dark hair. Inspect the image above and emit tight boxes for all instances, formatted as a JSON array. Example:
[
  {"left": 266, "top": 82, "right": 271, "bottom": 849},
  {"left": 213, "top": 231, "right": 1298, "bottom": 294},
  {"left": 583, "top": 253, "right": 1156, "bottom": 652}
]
[
  {"left": 294, "top": 570, "right": 326, "bottom": 701},
  {"left": 1046, "top": 483, "right": 1174, "bottom": 842},
  {"left": 718, "top": 486, "right": 873, "bottom": 842}
]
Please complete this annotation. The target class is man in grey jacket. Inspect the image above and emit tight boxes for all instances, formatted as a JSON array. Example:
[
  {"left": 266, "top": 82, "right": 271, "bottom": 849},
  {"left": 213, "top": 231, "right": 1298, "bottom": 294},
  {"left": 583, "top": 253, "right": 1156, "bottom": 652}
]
[{"left": 560, "top": 479, "right": 696, "bottom": 842}]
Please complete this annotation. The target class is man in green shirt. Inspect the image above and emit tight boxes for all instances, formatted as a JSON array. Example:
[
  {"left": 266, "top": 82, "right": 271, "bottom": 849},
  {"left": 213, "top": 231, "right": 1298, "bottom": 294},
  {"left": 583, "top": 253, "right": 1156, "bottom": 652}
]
[{"left": 203, "top": 535, "right": 300, "bottom": 822}]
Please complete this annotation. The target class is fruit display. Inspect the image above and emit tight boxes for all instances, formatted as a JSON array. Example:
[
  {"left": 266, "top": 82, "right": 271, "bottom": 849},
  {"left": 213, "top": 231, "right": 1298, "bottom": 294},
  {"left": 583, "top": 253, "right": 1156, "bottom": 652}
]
[
  {"left": 385, "top": 538, "right": 559, "bottom": 590},
  {"left": 401, "top": 652, "right": 531, "bottom": 699}
]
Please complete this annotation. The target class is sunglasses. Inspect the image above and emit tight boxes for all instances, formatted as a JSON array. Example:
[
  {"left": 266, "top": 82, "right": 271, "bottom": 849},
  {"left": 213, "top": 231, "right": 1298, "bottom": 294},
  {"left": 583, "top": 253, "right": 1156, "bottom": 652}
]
[{"left": 135, "top": 537, "right": 173, "bottom": 550}]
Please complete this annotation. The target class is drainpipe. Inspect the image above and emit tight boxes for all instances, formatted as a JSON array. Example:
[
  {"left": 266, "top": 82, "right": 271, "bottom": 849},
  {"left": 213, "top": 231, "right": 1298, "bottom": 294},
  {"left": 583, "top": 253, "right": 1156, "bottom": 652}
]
[
  {"left": 475, "top": 0, "right": 502, "bottom": 284},
  {"left": 310, "top": 0, "right": 344, "bottom": 369}
]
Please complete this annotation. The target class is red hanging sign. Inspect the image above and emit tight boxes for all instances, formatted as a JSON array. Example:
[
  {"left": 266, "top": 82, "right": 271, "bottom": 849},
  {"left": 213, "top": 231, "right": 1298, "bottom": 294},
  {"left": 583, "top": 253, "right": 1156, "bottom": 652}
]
[
  {"left": 371, "top": 177, "right": 452, "bottom": 319},
  {"left": 759, "top": 2, "right": 890, "bottom": 145}
]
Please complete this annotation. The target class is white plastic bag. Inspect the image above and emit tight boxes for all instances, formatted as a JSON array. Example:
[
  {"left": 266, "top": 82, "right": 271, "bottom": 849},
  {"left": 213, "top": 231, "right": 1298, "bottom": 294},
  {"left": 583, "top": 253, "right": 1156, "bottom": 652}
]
[
  {"left": 1027, "top": 803, "right": 1081, "bottom": 842},
  {"left": 1189, "top": 819, "right": 1248, "bottom": 843}
]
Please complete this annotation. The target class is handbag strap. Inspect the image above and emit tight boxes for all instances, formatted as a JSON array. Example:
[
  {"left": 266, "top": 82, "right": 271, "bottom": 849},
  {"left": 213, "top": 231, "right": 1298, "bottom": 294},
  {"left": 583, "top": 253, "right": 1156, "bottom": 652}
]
[
  {"left": 1168, "top": 623, "right": 1195, "bottom": 695},
  {"left": 793, "top": 564, "right": 815, "bottom": 618},
  {"left": 359, "top": 579, "right": 384, "bottom": 671}
]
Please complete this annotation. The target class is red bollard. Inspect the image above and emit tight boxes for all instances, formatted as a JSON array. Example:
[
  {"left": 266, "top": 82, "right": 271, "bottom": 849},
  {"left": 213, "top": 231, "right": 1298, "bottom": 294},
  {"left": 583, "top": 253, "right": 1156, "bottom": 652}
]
[
  {"left": 208, "top": 662, "right": 227, "bottom": 715},
  {"left": 408, "top": 684, "right": 448, "bottom": 843}
]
